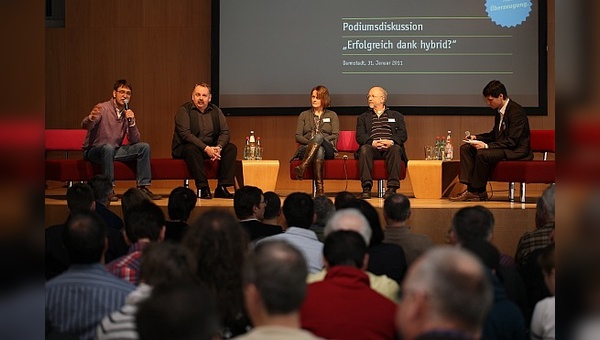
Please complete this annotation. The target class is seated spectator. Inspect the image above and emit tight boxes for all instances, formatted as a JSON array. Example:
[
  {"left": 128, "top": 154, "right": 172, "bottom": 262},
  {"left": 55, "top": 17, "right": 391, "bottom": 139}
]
[
  {"left": 46, "top": 212, "right": 134, "bottom": 340},
  {"left": 462, "top": 240, "right": 528, "bottom": 340},
  {"left": 382, "top": 193, "right": 433, "bottom": 266},
  {"left": 396, "top": 246, "right": 494, "bottom": 340},
  {"left": 515, "top": 185, "right": 554, "bottom": 268},
  {"left": 333, "top": 190, "right": 356, "bottom": 210},
  {"left": 106, "top": 201, "right": 166, "bottom": 285},
  {"left": 259, "top": 192, "right": 323, "bottom": 273},
  {"left": 310, "top": 195, "right": 334, "bottom": 242},
  {"left": 120, "top": 187, "right": 150, "bottom": 217},
  {"left": 136, "top": 281, "right": 220, "bottom": 340},
  {"left": 338, "top": 199, "right": 407, "bottom": 284},
  {"left": 234, "top": 186, "right": 283, "bottom": 242},
  {"left": 317, "top": 208, "right": 399, "bottom": 302},
  {"left": 235, "top": 240, "right": 321, "bottom": 340},
  {"left": 262, "top": 191, "right": 283, "bottom": 227},
  {"left": 183, "top": 209, "right": 252, "bottom": 338},
  {"left": 164, "top": 186, "right": 197, "bottom": 242},
  {"left": 300, "top": 230, "right": 397, "bottom": 339},
  {"left": 88, "top": 174, "right": 128, "bottom": 261},
  {"left": 530, "top": 243, "right": 555, "bottom": 340},
  {"left": 96, "top": 242, "right": 198, "bottom": 340}
]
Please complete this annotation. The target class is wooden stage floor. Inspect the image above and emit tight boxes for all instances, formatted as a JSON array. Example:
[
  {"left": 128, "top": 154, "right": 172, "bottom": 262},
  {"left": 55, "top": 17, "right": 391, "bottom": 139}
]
[{"left": 45, "top": 182, "right": 543, "bottom": 258}]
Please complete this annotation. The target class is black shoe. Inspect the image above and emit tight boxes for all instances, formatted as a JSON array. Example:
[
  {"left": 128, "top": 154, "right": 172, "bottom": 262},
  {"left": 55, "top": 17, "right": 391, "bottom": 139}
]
[
  {"left": 214, "top": 185, "right": 234, "bottom": 199},
  {"left": 198, "top": 187, "right": 212, "bottom": 199},
  {"left": 358, "top": 186, "right": 372, "bottom": 199},
  {"left": 139, "top": 186, "right": 162, "bottom": 200},
  {"left": 383, "top": 186, "right": 398, "bottom": 200}
]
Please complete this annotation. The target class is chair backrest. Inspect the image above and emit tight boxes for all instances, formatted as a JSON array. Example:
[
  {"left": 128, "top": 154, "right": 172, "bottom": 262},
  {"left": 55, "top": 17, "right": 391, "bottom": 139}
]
[
  {"left": 530, "top": 130, "right": 555, "bottom": 153},
  {"left": 45, "top": 129, "right": 87, "bottom": 151},
  {"left": 336, "top": 130, "right": 360, "bottom": 152}
]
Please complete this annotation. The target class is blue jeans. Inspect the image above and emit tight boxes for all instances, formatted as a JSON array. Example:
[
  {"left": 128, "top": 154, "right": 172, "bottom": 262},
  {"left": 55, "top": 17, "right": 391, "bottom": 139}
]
[{"left": 84, "top": 143, "right": 152, "bottom": 186}]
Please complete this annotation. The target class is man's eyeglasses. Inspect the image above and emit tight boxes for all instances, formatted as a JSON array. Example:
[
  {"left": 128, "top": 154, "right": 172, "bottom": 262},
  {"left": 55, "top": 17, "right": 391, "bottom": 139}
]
[
  {"left": 366, "top": 94, "right": 382, "bottom": 99},
  {"left": 117, "top": 90, "right": 132, "bottom": 96}
]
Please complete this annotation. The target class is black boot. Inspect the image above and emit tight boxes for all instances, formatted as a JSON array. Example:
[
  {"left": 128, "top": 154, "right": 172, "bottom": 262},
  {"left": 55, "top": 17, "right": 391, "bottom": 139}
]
[
  {"left": 294, "top": 142, "right": 320, "bottom": 180},
  {"left": 314, "top": 159, "right": 324, "bottom": 196}
]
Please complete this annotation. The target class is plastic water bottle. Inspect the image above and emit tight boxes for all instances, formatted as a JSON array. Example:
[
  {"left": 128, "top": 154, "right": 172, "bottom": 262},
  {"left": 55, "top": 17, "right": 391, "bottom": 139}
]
[
  {"left": 445, "top": 130, "right": 454, "bottom": 160},
  {"left": 243, "top": 136, "right": 250, "bottom": 160},
  {"left": 256, "top": 137, "right": 263, "bottom": 160},
  {"left": 249, "top": 131, "right": 256, "bottom": 160}
]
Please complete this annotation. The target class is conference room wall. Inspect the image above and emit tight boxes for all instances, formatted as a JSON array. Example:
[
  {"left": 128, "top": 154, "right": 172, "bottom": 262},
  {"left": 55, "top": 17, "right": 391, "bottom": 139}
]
[{"left": 45, "top": 0, "right": 555, "bottom": 192}]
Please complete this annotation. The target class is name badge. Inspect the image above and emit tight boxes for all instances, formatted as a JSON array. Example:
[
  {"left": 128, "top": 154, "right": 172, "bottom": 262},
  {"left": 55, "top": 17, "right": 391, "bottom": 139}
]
[
  {"left": 388, "top": 118, "right": 396, "bottom": 122},
  {"left": 323, "top": 118, "right": 331, "bottom": 123}
]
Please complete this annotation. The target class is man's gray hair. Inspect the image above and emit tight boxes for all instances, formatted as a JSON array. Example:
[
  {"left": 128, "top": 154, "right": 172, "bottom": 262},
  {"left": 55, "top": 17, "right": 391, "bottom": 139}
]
[{"left": 324, "top": 208, "right": 371, "bottom": 246}]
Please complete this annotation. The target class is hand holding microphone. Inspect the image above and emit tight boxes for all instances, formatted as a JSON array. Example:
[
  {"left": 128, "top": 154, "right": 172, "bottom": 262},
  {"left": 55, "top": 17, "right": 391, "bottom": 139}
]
[{"left": 124, "top": 99, "right": 134, "bottom": 124}]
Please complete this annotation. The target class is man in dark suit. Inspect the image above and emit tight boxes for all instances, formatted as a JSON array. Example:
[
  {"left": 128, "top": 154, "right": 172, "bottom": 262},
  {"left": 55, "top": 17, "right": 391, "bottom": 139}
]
[
  {"left": 451, "top": 80, "right": 533, "bottom": 201},
  {"left": 355, "top": 86, "right": 408, "bottom": 199},
  {"left": 233, "top": 185, "right": 283, "bottom": 242}
]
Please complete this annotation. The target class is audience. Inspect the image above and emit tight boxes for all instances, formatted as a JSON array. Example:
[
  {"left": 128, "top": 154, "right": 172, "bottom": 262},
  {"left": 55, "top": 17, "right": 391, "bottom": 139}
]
[
  {"left": 310, "top": 195, "right": 335, "bottom": 242},
  {"left": 96, "top": 242, "right": 198, "bottom": 340},
  {"left": 106, "top": 200, "right": 166, "bottom": 285},
  {"left": 318, "top": 208, "right": 399, "bottom": 301},
  {"left": 382, "top": 193, "right": 433, "bottom": 266},
  {"left": 396, "top": 246, "right": 494, "bottom": 340},
  {"left": 234, "top": 186, "right": 283, "bottom": 242},
  {"left": 121, "top": 187, "right": 150, "bottom": 217},
  {"left": 262, "top": 191, "right": 283, "bottom": 227},
  {"left": 236, "top": 240, "right": 321, "bottom": 339},
  {"left": 300, "top": 230, "right": 397, "bottom": 339},
  {"left": 338, "top": 199, "right": 408, "bottom": 284},
  {"left": 164, "top": 186, "right": 197, "bottom": 242},
  {"left": 530, "top": 243, "right": 555, "bottom": 340},
  {"left": 46, "top": 212, "right": 134, "bottom": 340},
  {"left": 136, "top": 281, "right": 220, "bottom": 340},
  {"left": 183, "top": 209, "right": 252, "bottom": 338},
  {"left": 515, "top": 185, "right": 555, "bottom": 267},
  {"left": 333, "top": 190, "right": 356, "bottom": 210},
  {"left": 259, "top": 192, "right": 323, "bottom": 273}
]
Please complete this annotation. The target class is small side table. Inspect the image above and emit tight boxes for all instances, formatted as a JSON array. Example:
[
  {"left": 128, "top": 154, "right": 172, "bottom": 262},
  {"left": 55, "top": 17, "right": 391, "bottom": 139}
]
[
  {"left": 235, "top": 160, "right": 280, "bottom": 192},
  {"left": 408, "top": 160, "right": 461, "bottom": 199}
]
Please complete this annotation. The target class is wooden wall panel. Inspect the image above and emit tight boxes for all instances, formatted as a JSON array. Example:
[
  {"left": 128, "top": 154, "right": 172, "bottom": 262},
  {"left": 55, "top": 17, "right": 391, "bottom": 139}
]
[{"left": 46, "top": 0, "right": 554, "bottom": 193}]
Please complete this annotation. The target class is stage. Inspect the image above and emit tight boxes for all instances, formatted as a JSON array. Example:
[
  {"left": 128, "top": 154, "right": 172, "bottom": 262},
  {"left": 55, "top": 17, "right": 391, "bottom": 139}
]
[{"left": 45, "top": 180, "right": 546, "bottom": 258}]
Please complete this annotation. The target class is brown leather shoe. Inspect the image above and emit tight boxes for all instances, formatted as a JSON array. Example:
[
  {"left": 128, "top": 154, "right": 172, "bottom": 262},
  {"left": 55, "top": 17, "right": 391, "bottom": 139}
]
[
  {"left": 449, "top": 190, "right": 486, "bottom": 202},
  {"left": 108, "top": 191, "right": 119, "bottom": 202},
  {"left": 138, "top": 186, "right": 162, "bottom": 200}
]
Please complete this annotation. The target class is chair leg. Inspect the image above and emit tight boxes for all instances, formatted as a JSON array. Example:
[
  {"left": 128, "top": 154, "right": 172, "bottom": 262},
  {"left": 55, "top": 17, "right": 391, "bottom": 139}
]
[
  {"left": 508, "top": 182, "right": 515, "bottom": 202},
  {"left": 312, "top": 179, "right": 317, "bottom": 197},
  {"left": 183, "top": 179, "right": 189, "bottom": 188},
  {"left": 520, "top": 183, "right": 526, "bottom": 203},
  {"left": 377, "top": 180, "right": 384, "bottom": 198}
]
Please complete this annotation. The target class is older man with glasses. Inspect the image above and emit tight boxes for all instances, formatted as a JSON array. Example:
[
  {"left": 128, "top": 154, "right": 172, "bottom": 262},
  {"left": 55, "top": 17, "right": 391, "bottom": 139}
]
[{"left": 355, "top": 86, "right": 408, "bottom": 199}]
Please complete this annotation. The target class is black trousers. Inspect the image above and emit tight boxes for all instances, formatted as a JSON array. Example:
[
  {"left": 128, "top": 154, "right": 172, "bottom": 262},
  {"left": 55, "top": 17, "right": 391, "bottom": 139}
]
[
  {"left": 175, "top": 143, "right": 237, "bottom": 190},
  {"left": 458, "top": 143, "right": 506, "bottom": 191},
  {"left": 357, "top": 144, "right": 402, "bottom": 188}
]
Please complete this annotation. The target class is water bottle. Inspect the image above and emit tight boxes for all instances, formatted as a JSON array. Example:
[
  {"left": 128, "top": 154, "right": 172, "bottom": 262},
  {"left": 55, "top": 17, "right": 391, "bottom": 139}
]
[
  {"left": 249, "top": 130, "right": 256, "bottom": 160},
  {"left": 256, "top": 137, "right": 263, "bottom": 160},
  {"left": 445, "top": 130, "right": 454, "bottom": 160},
  {"left": 434, "top": 136, "right": 441, "bottom": 160},
  {"left": 243, "top": 136, "right": 250, "bottom": 160}
]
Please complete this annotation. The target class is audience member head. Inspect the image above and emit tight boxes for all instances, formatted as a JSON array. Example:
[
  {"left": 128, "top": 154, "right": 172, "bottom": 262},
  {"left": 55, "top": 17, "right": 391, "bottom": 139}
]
[
  {"left": 538, "top": 243, "right": 555, "bottom": 295},
  {"left": 313, "top": 196, "right": 335, "bottom": 228},
  {"left": 123, "top": 200, "right": 165, "bottom": 244},
  {"left": 536, "top": 185, "right": 555, "bottom": 229},
  {"left": 396, "top": 246, "right": 493, "bottom": 340},
  {"left": 334, "top": 191, "right": 356, "bottom": 210},
  {"left": 167, "top": 186, "right": 197, "bottom": 222},
  {"left": 140, "top": 242, "right": 198, "bottom": 287},
  {"left": 121, "top": 187, "right": 150, "bottom": 217},
  {"left": 323, "top": 230, "right": 368, "bottom": 270},
  {"left": 233, "top": 185, "right": 265, "bottom": 220},
  {"left": 243, "top": 240, "right": 308, "bottom": 322},
  {"left": 462, "top": 240, "right": 501, "bottom": 272},
  {"left": 324, "top": 208, "right": 371, "bottom": 246},
  {"left": 282, "top": 192, "right": 314, "bottom": 229},
  {"left": 450, "top": 205, "right": 495, "bottom": 245},
  {"left": 66, "top": 183, "right": 95, "bottom": 215},
  {"left": 87, "top": 175, "right": 113, "bottom": 205},
  {"left": 63, "top": 211, "right": 107, "bottom": 264},
  {"left": 338, "top": 199, "right": 383, "bottom": 245},
  {"left": 262, "top": 191, "right": 281, "bottom": 222},
  {"left": 136, "top": 281, "right": 219, "bottom": 340},
  {"left": 183, "top": 209, "right": 250, "bottom": 332},
  {"left": 383, "top": 193, "right": 411, "bottom": 224}
]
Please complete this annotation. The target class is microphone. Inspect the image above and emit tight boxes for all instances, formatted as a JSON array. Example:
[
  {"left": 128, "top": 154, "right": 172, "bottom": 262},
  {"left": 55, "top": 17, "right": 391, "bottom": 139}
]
[
  {"left": 464, "top": 130, "right": 471, "bottom": 139},
  {"left": 124, "top": 99, "right": 131, "bottom": 123}
]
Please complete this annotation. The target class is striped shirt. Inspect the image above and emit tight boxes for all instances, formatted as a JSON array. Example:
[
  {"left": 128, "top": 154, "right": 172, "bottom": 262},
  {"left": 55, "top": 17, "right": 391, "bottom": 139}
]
[
  {"left": 515, "top": 224, "right": 554, "bottom": 267},
  {"left": 46, "top": 263, "right": 135, "bottom": 340},
  {"left": 370, "top": 111, "right": 392, "bottom": 140},
  {"left": 96, "top": 283, "right": 152, "bottom": 340}
]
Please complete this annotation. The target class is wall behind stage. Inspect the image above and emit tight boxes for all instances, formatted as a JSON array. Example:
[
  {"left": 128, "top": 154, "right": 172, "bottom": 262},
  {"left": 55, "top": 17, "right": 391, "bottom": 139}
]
[{"left": 46, "top": 0, "right": 555, "bottom": 193}]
